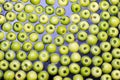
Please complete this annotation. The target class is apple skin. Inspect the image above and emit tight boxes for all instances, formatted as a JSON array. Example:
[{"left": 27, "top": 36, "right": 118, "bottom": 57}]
[
  {"left": 53, "top": 75, "right": 62, "bottom": 80},
  {"left": 21, "top": 60, "right": 32, "bottom": 71},
  {"left": 47, "top": 63, "right": 58, "bottom": 75},
  {"left": 16, "top": 50, "right": 27, "bottom": 62},
  {"left": 80, "top": 10, "right": 90, "bottom": 19},
  {"left": 100, "top": 11, "right": 110, "bottom": 20},
  {"left": 108, "top": 27, "right": 119, "bottom": 37},
  {"left": 0, "top": 0, "right": 5, "bottom": 4},
  {"left": 97, "top": 31, "right": 108, "bottom": 41},
  {"left": 101, "top": 74, "right": 112, "bottom": 80},
  {"left": 22, "top": 42, "right": 32, "bottom": 52},
  {"left": 89, "top": 2, "right": 99, "bottom": 12},
  {"left": 30, "top": 0, "right": 40, "bottom": 5},
  {"left": 39, "top": 51, "right": 49, "bottom": 62},
  {"left": 58, "top": 66, "right": 69, "bottom": 77},
  {"left": 0, "top": 6, "right": 2, "bottom": 11},
  {"left": 50, "top": 16, "right": 59, "bottom": 25},
  {"left": 112, "top": 48, "right": 120, "bottom": 59},
  {"left": 24, "top": 4, "right": 34, "bottom": 13},
  {"left": 34, "top": 42, "right": 44, "bottom": 51},
  {"left": 68, "top": 42, "right": 79, "bottom": 52},
  {"left": 6, "top": 32, "right": 16, "bottom": 41},
  {"left": 110, "top": 38, "right": 120, "bottom": 48},
  {"left": 91, "top": 45, "right": 101, "bottom": 56},
  {"left": 79, "top": 43, "right": 90, "bottom": 54},
  {"left": 29, "top": 32, "right": 39, "bottom": 42},
  {"left": 78, "top": 21, "right": 89, "bottom": 31},
  {"left": 73, "top": 74, "right": 84, "bottom": 80},
  {"left": 33, "top": 61, "right": 43, "bottom": 72},
  {"left": 2, "top": 22, "right": 12, "bottom": 32},
  {"left": 0, "top": 60, "right": 9, "bottom": 71},
  {"left": 23, "top": 23, "right": 34, "bottom": 33},
  {"left": 0, "top": 15, "right": 6, "bottom": 24},
  {"left": 35, "top": 5, "right": 44, "bottom": 14},
  {"left": 11, "top": 42, "right": 21, "bottom": 51},
  {"left": 64, "top": 77, "right": 71, "bottom": 80},
  {"left": 59, "top": 45, "right": 69, "bottom": 55},
  {"left": 99, "top": 21, "right": 109, "bottom": 31},
  {"left": 0, "top": 70, "right": 3, "bottom": 79},
  {"left": 0, "top": 40, "right": 10, "bottom": 51},
  {"left": 109, "top": 16, "right": 120, "bottom": 27},
  {"left": 102, "top": 62, "right": 112, "bottom": 74},
  {"left": 81, "top": 56, "right": 92, "bottom": 66},
  {"left": 28, "top": 50, "right": 38, "bottom": 61},
  {"left": 71, "top": 3, "right": 81, "bottom": 13},
  {"left": 5, "top": 50, "right": 15, "bottom": 61},
  {"left": 109, "top": 6, "right": 119, "bottom": 15},
  {"left": 12, "top": 0, "right": 18, "bottom": 2},
  {"left": 42, "top": 34, "right": 52, "bottom": 44},
  {"left": 112, "top": 59, "right": 120, "bottom": 69},
  {"left": 70, "top": 14, "right": 80, "bottom": 24},
  {"left": 28, "top": 14, "right": 38, "bottom": 23},
  {"left": 15, "top": 70, "right": 26, "bottom": 80},
  {"left": 77, "top": 31, "right": 88, "bottom": 41},
  {"left": 27, "top": 71, "right": 37, "bottom": 80},
  {"left": 110, "top": 0, "right": 119, "bottom": 5},
  {"left": 68, "top": 24, "right": 79, "bottom": 34},
  {"left": 0, "top": 51, "right": 4, "bottom": 60},
  {"left": 81, "top": 67, "right": 91, "bottom": 77},
  {"left": 57, "top": 26, "right": 67, "bottom": 35},
  {"left": 70, "top": 0, "right": 77, "bottom": 2},
  {"left": 14, "top": 3, "right": 24, "bottom": 12},
  {"left": 65, "top": 34, "right": 75, "bottom": 43},
  {"left": 99, "top": 1, "right": 109, "bottom": 11},
  {"left": 69, "top": 63, "right": 80, "bottom": 74},
  {"left": 46, "top": 0, "right": 55, "bottom": 5},
  {"left": 55, "top": 7, "right": 65, "bottom": 16},
  {"left": 38, "top": 71, "right": 49, "bottom": 80},
  {"left": 4, "top": 70, "right": 15, "bottom": 80},
  {"left": 60, "top": 55, "right": 70, "bottom": 66},
  {"left": 91, "top": 67, "right": 102, "bottom": 78},
  {"left": 6, "top": 11, "right": 16, "bottom": 21},
  {"left": 71, "top": 52, "right": 81, "bottom": 63},
  {"left": 35, "top": 24, "right": 44, "bottom": 34},
  {"left": 111, "top": 70, "right": 120, "bottom": 80},
  {"left": 100, "top": 42, "right": 111, "bottom": 52},
  {"left": 46, "top": 24, "right": 55, "bottom": 34},
  {"left": 9, "top": 60, "right": 20, "bottom": 71},
  {"left": 80, "top": 0, "right": 90, "bottom": 7},
  {"left": 4, "top": 2, "right": 13, "bottom": 11},
  {"left": 54, "top": 36, "right": 64, "bottom": 46},
  {"left": 87, "top": 35, "right": 98, "bottom": 45},
  {"left": 39, "top": 14, "right": 49, "bottom": 24},
  {"left": 60, "top": 16, "right": 70, "bottom": 25},
  {"left": 50, "top": 53, "right": 60, "bottom": 63},
  {"left": 0, "top": 31, "right": 4, "bottom": 40},
  {"left": 102, "top": 52, "right": 112, "bottom": 63},
  {"left": 17, "top": 12, "right": 27, "bottom": 22},
  {"left": 46, "top": 44, "right": 57, "bottom": 53},
  {"left": 90, "top": 13, "right": 100, "bottom": 24},
  {"left": 58, "top": 0, "right": 68, "bottom": 6},
  {"left": 92, "top": 56, "right": 103, "bottom": 66}
]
